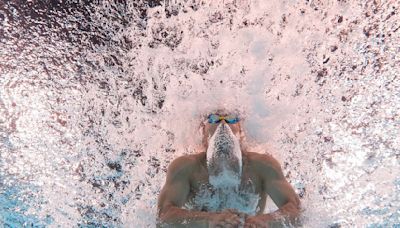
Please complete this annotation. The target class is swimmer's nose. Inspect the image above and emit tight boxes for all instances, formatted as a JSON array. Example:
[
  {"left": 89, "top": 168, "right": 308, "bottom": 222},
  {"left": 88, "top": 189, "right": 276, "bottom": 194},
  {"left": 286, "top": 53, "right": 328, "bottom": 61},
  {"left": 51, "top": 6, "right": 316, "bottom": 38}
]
[{"left": 219, "top": 120, "right": 229, "bottom": 129}]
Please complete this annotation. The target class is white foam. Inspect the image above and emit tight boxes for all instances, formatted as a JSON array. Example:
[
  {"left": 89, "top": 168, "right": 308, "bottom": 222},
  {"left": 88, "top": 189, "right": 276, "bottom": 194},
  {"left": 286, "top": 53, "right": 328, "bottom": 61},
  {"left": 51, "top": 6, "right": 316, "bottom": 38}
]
[{"left": 206, "top": 122, "right": 243, "bottom": 178}]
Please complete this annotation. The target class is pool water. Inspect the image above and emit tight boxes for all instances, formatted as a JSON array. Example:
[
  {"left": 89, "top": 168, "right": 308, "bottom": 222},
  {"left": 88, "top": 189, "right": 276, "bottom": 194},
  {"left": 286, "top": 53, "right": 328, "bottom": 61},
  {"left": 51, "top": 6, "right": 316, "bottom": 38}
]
[{"left": 0, "top": 1, "right": 399, "bottom": 227}]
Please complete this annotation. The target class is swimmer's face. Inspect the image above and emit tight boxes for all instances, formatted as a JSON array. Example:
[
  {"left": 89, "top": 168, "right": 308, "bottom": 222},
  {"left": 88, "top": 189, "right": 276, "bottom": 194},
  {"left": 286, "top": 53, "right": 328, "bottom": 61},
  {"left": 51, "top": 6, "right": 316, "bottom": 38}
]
[
  {"left": 205, "top": 121, "right": 241, "bottom": 138},
  {"left": 205, "top": 120, "right": 243, "bottom": 181},
  {"left": 202, "top": 113, "right": 242, "bottom": 148}
]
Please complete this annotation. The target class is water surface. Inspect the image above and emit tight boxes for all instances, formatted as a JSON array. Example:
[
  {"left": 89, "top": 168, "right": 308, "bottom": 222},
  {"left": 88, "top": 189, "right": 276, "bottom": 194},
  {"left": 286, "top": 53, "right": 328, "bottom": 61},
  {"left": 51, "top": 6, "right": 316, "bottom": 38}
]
[{"left": 1, "top": 0, "right": 399, "bottom": 227}]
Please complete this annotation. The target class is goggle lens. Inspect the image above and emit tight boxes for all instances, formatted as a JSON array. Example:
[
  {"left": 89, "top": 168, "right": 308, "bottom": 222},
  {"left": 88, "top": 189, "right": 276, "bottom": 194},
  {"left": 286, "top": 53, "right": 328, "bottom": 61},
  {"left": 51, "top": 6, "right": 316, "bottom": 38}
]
[{"left": 208, "top": 114, "right": 239, "bottom": 124}]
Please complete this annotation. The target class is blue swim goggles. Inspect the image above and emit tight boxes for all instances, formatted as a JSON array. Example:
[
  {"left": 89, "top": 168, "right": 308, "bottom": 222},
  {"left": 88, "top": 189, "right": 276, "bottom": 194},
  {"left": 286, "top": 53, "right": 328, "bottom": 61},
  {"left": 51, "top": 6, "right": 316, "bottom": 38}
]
[{"left": 208, "top": 114, "right": 240, "bottom": 124}]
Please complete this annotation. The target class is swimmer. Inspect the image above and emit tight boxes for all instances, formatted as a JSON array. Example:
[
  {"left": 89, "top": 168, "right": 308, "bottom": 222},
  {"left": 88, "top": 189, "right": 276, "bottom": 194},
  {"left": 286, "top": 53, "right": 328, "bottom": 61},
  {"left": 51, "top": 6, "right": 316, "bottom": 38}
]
[{"left": 157, "top": 111, "right": 301, "bottom": 228}]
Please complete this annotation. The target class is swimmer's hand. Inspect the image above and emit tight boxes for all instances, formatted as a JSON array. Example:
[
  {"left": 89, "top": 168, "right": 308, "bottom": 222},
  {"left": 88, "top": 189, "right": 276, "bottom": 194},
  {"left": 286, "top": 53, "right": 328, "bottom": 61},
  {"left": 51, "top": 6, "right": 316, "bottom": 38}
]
[
  {"left": 208, "top": 209, "right": 245, "bottom": 228},
  {"left": 244, "top": 215, "right": 270, "bottom": 228},
  {"left": 224, "top": 209, "right": 247, "bottom": 219}
]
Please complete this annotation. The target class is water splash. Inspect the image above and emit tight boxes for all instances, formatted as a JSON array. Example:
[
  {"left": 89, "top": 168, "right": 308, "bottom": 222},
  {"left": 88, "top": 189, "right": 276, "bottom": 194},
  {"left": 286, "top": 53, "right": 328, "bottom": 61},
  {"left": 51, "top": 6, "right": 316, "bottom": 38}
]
[
  {"left": 184, "top": 180, "right": 261, "bottom": 216},
  {"left": 206, "top": 122, "right": 243, "bottom": 178},
  {"left": 0, "top": 0, "right": 399, "bottom": 227}
]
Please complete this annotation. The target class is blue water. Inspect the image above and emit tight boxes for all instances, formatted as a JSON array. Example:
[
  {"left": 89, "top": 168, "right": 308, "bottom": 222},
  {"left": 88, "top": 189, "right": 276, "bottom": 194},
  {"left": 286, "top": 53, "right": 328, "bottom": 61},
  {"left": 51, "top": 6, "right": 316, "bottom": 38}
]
[{"left": 0, "top": 185, "right": 51, "bottom": 227}]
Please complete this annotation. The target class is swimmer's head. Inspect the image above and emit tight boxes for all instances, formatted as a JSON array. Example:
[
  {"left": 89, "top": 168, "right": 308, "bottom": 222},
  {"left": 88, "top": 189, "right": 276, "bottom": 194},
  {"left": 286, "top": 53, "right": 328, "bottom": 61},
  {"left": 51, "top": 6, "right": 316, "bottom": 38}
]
[
  {"left": 200, "top": 109, "right": 245, "bottom": 150},
  {"left": 205, "top": 117, "right": 243, "bottom": 182}
]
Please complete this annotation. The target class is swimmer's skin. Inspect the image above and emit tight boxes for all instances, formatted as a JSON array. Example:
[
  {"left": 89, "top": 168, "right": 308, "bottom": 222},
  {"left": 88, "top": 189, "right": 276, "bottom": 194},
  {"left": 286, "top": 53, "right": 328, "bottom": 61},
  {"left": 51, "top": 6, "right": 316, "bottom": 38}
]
[{"left": 157, "top": 119, "right": 301, "bottom": 227}]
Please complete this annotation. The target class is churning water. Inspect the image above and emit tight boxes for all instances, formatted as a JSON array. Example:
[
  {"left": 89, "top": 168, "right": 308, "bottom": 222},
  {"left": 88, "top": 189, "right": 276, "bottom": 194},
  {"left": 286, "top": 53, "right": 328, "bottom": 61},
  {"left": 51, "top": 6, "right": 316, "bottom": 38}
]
[{"left": 0, "top": 0, "right": 399, "bottom": 227}]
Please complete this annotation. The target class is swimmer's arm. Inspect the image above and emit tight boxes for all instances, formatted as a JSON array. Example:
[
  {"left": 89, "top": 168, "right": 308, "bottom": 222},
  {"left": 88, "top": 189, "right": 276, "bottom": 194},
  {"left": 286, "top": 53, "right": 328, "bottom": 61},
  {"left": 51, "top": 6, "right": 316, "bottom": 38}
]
[
  {"left": 255, "top": 156, "right": 302, "bottom": 226},
  {"left": 157, "top": 157, "right": 209, "bottom": 228}
]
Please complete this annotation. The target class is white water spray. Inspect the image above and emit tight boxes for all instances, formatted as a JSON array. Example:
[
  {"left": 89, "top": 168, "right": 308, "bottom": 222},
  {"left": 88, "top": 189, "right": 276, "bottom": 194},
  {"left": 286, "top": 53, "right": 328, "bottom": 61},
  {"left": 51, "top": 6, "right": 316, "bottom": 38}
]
[{"left": 206, "top": 122, "right": 243, "bottom": 187}]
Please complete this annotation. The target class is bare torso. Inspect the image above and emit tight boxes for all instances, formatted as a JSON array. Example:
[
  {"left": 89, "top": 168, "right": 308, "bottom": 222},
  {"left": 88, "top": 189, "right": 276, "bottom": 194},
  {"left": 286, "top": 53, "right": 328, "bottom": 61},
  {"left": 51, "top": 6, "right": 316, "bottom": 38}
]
[
  {"left": 157, "top": 149, "right": 302, "bottom": 227},
  {"left": 182, "top": 152, "right": 267, "bottom": 215}
]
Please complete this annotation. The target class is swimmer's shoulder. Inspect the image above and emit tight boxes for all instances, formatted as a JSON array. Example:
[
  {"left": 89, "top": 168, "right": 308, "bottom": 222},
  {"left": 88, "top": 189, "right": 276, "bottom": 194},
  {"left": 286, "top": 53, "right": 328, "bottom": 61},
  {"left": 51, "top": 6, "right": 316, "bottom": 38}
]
[{"left": 166, "top": 154, "right": 199, "bottom": 178}]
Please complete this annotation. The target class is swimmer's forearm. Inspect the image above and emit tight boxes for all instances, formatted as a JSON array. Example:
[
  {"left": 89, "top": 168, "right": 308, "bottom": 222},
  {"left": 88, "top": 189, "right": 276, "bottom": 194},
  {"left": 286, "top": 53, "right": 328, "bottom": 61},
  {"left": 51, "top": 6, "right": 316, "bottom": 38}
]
[
  {"left": 158, "top": 206, "right": 211, "bottom": 228},
  {"left": 258, "top": 202, "right": 301, "bottom": 226}
]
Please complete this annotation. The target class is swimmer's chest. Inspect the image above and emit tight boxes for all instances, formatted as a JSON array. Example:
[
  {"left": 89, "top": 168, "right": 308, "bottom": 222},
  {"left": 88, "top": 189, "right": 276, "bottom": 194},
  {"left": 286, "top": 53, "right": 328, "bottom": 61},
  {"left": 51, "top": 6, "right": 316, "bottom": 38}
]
[
  {"left": 188, "top": 167, "right": 264, "bottom": 198},
  {"left": 186, "top": 168, "right": 266, "bottom": 214}
]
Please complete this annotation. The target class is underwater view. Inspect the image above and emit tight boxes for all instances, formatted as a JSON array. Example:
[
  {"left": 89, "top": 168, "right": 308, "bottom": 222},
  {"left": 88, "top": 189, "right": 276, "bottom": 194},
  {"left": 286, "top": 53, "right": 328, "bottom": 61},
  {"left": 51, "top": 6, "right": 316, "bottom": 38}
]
[{"left": 0, "top": 0, "right": 399, "bottom": 227}]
